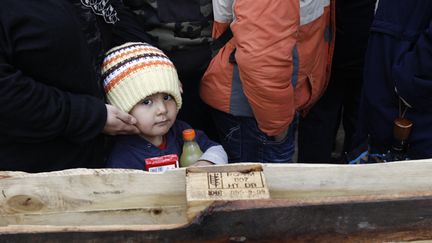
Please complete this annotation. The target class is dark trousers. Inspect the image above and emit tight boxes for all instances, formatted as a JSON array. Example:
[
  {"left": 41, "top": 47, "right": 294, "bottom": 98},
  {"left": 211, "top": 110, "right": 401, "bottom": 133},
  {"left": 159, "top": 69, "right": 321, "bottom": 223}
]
[
  {"left": 297, "top": 0, "right": 376, "bottom": 163},
  {"left": 211, "top": 109, "right": 297, "bottom": 163},
  {"left": 297, "top": 71, "right": 362, "bottom": 163}
]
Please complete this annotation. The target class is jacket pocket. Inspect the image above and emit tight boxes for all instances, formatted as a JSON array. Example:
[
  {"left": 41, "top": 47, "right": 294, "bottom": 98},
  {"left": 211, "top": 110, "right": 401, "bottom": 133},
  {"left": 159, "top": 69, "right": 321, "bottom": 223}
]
[{"left": 294, "top": 74, "right": 313, "bottom": 111}]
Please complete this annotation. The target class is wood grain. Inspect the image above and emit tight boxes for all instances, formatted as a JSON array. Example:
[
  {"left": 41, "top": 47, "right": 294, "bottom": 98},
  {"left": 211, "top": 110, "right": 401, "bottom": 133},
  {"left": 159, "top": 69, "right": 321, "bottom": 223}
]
[{"left": 1, "top": 161, "right": 432, "bottom": 242}]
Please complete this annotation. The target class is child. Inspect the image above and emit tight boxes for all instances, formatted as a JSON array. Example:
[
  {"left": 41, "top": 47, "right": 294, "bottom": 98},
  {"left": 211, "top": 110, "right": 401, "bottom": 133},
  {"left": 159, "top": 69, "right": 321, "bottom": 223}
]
[{"left": 102, "top": 42, "right": 228, "bottom": 171}]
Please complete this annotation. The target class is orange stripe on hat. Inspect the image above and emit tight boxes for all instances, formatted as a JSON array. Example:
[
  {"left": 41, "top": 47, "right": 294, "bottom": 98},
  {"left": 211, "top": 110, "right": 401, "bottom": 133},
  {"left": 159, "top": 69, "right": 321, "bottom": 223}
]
[
  {"left": 103, "top": 47, "right": 164, "bottom": 69},
  {"left": 104, "top": 60, "right": 175, "bottom": 93}
]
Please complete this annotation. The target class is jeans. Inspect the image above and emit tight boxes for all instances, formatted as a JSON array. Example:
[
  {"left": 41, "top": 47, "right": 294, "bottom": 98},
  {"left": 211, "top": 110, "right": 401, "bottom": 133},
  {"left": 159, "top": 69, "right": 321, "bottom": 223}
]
[{"left": 211, "top": 109, "right": 297, "bottom": 163}]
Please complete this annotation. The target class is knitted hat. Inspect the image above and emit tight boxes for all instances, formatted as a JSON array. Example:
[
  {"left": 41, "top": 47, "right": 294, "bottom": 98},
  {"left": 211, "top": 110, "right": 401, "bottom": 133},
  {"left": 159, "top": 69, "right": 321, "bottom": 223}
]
[{"left": 102, "top": 42, "right": 182, "bottom": 113}]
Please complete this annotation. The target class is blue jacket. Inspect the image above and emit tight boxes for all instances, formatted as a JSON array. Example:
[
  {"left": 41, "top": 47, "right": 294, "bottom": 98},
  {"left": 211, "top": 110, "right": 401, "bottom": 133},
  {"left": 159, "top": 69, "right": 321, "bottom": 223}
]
[
  {"left": 358, "top": 0, "right": 432, "bottom": 158},
  {"left": 107, "top": 120, "right": 219, "bottom": 169}
]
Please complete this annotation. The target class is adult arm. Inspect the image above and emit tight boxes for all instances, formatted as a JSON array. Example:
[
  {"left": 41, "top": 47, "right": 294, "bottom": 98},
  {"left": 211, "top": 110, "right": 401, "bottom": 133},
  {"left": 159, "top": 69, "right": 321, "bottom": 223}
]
[
  {"left": 0, "top": 47, "right": 107, "bottom": 144},
  {"left": 231, "top": 0, "right": 299, "bottom": 137}
]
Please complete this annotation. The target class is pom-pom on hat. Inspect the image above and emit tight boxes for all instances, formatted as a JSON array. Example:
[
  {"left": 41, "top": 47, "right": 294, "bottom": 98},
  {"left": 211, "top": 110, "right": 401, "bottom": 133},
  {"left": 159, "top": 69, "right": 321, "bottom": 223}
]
[{"left": 102, "top": 42, "right": 182, "bottom": 113}]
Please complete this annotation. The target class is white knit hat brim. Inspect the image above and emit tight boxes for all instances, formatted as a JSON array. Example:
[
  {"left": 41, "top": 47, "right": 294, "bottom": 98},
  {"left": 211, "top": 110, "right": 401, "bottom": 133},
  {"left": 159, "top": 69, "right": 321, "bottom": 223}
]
[{"left": 106, "top": 64, "right": 182, "bottom": 113}]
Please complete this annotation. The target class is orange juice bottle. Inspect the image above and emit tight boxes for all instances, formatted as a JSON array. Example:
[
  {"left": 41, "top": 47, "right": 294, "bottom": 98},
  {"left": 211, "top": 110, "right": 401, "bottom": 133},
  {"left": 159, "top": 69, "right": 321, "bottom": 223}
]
[{"left": 180, "top": 129, "right": 203, "bottom": 167}]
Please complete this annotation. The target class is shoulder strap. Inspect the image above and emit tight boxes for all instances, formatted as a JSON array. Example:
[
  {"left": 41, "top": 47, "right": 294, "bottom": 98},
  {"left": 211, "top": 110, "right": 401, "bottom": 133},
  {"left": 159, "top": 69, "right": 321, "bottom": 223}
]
[{"left": 210, "top": 27, "right": 233, "bottom": 57}]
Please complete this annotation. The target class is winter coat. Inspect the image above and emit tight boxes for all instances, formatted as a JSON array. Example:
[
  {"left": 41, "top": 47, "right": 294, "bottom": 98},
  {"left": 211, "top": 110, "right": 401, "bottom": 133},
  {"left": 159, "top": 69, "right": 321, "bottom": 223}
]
[
  {"left": 358, "top": 0, "right": 432, "bottom": 158},
  {"left": 0, "top": 0, "right": 150, "bottom": 172},
  {"left": 200, "top": 0, "right": 335, "bottom": 136}
]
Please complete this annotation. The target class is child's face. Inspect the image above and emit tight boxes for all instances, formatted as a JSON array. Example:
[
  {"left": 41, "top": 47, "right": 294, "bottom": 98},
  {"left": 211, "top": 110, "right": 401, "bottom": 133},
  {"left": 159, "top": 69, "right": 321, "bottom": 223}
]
[{"left": 130, "top": 92, "right": 178, "bottom": 142}]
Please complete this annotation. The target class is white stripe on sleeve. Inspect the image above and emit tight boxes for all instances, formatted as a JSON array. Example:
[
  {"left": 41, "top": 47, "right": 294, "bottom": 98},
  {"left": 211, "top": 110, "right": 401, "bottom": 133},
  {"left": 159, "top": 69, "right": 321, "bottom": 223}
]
[{"left": 213, "top": 0, "right": 234, "bottom": 23}]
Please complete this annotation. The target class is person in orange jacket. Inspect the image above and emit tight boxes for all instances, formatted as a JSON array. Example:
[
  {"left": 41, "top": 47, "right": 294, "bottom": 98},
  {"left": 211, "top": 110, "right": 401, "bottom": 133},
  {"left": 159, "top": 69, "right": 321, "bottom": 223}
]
[{"left": 201, "top": 0, "right": 335, "bottom": 163}]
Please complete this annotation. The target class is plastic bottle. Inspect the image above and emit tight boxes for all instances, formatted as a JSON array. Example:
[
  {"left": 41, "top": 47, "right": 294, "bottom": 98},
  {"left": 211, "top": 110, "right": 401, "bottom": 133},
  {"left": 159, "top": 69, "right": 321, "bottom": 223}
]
[{"left": 180, "top": 129, "right": 203, "bottom": 167}]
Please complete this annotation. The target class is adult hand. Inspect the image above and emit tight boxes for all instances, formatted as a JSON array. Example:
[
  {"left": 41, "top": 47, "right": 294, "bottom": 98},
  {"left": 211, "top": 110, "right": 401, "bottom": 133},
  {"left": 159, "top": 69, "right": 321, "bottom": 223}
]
[
  {"left": 103, "top": 104, "right": 140, "bottom": 135},
  {"left": 273, "top": 128, "right": 288, "bottom": 142}
]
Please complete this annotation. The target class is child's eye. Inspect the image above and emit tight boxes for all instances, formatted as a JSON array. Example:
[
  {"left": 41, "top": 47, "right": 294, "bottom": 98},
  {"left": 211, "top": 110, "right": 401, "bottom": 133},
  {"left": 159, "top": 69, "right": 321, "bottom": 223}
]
[
  {"left": 141, "top": 99, "right": 152, "bottom": 105},
  {"left": 164, "top": 94, "right": 173, "bottom": 101}
]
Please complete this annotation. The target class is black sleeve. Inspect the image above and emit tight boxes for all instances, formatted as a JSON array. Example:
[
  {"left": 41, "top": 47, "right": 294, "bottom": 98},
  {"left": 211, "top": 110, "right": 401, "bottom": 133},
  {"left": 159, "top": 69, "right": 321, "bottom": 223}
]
[
  {"left": 111, "top": 0, "right": 156, "bottom": 46},
  {"left": 0, "top": 32, "right": 107, "bottom": 144}
]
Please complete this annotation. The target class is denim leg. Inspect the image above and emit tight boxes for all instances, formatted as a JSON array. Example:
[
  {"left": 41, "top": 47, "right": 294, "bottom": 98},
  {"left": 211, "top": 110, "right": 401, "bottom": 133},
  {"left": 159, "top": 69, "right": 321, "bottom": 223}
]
[
  {"left": 211, "top": 109, "right": 248, "bottom": 162},
  {"left": 261, "top": 117, "right": 297, "bottom": 163},
  {"left": 211, "top": 109, "right": 296, "bottom": 163}
]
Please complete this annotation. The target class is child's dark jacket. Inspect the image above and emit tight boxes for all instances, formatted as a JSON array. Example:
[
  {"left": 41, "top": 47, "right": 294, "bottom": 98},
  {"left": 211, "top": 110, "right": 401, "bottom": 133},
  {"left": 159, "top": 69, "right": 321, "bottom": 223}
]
[{"left": 107, "top": 120, "right": 219, "bottom": 169}]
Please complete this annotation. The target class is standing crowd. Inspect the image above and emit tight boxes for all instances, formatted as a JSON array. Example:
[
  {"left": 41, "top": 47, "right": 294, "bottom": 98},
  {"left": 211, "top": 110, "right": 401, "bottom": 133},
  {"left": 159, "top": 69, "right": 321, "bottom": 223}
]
[{"left": 1, "top": 0, "right": 431, "bottom": 172}]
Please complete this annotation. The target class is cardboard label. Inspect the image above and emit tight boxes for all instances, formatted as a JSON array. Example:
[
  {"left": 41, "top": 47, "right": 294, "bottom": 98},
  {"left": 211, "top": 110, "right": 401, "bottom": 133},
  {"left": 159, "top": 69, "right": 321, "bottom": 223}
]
[
  {"left": 145, "top": 154, "right": 179, "bottom": 172},
  {"left": 186, "top": 167, "right": 270, "bottom": 201}
]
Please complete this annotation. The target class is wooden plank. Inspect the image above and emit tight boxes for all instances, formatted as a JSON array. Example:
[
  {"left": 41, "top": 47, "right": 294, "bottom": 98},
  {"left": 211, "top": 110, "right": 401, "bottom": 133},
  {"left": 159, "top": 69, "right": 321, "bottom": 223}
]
[
  {"left": 1, "top": 161, "right": 432, "bottom": 241},
  {"left": 264, "top": 160, "right": 432, "bottom": 199},
  {"left": 0, "top": 168, "right": 188, "bottom": 226},
  {"left": 186, "top": 164, "right": 270, "bottom": 221},
  {"left": 186, "top": 164, "right": 270, "bottom": 201}
]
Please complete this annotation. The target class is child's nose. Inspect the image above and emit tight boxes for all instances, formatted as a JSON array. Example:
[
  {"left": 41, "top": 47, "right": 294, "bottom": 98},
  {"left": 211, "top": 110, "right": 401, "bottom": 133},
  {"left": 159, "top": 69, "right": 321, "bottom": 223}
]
[{"left": 156, "top": 101, "right": 168, "bottom": 114}]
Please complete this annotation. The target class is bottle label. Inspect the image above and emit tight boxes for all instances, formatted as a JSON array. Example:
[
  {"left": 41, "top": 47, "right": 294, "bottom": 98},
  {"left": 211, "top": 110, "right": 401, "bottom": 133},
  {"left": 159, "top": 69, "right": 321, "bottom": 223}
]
[{"left": 145, "top": 154, "right": 179, "bottom": 172}]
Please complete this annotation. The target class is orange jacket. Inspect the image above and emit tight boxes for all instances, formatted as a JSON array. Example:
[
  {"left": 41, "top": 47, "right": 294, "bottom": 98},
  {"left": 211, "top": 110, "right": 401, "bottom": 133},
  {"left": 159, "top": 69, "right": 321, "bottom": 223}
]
[{"left": 201, "top": 0, "right": 335, "bottom": 136}]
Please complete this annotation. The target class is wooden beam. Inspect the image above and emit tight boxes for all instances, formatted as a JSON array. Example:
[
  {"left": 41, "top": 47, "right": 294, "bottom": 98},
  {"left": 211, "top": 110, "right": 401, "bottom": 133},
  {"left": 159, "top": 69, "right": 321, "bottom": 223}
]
[
  {"left": 0, "top": 169, "right": 188, "bottom": 226},
  {"left": 1, "top": 161, "right": 432, "bottom": 241}
]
